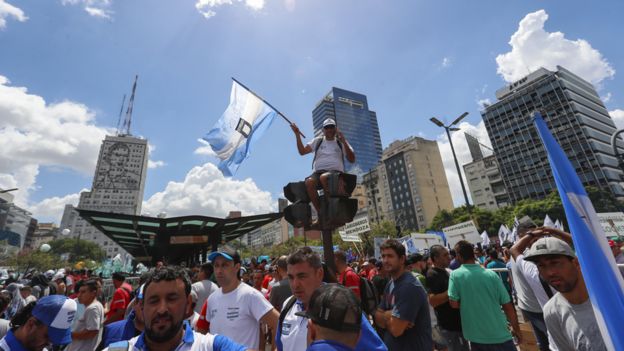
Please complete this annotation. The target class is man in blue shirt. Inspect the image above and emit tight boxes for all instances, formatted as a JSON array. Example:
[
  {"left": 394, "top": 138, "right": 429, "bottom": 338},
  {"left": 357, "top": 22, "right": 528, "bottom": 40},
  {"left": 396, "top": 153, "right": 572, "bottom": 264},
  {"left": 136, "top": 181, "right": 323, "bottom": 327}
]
[
  {"left": 100, "top": 285, "right": 146, "bottom": 349},
  {"left": 296, "top": 284, "right": 361, "bottom": 351}
]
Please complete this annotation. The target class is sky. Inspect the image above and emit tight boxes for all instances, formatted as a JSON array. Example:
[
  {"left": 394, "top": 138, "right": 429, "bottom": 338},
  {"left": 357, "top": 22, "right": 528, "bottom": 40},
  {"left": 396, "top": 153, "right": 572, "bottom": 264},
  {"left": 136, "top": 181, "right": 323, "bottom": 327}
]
[{"left": 1, "top": 0, "right": 624, "bottom": 224}]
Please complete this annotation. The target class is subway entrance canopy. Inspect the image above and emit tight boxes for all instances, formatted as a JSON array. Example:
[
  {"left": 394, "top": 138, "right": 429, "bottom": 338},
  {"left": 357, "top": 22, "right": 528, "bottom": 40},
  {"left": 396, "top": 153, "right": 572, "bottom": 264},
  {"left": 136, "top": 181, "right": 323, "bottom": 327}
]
[{"left": 77, "top": 209, "right": 282, "bottom": 265}]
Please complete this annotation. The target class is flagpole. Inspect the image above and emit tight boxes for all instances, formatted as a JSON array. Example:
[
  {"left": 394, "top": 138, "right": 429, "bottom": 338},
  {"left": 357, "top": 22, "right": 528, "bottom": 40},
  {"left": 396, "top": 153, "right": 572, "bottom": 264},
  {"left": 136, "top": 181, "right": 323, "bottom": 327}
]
[{"left": 231, "top": 77, "right": 306, "bottom": 138}]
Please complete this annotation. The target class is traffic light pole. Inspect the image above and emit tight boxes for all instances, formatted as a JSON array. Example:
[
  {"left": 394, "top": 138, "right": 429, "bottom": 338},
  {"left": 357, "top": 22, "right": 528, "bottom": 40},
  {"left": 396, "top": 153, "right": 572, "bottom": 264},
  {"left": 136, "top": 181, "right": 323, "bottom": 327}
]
[{"left": 322, "top": 228, "right": 336, "bottom": 275}]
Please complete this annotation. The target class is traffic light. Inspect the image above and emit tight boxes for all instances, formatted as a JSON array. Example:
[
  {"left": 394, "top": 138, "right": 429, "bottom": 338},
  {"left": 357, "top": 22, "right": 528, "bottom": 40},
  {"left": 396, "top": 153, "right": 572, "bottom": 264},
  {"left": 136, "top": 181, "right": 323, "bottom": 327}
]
[
  {"left": 320, "top": 172, "right": 358, "bottom": 228},
  {"left": 283, "top": 181, "right": 312, "bottom": 227}
]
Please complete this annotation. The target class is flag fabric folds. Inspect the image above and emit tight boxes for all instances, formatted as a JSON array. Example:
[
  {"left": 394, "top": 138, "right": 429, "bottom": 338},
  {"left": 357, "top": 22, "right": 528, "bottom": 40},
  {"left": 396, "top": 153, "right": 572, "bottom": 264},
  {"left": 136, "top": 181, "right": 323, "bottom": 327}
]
[
  {"left": 481, "top": 231, "right": 490, "bottom": 246},
  {"left": 543, "top": 214, "right": 556, "bottom": 228},
  {"left": 203, "top": 80, "right": 277, "bottom": 176},
  {"left": 534, "top": 112, "right": 624, "bottom": 350}
]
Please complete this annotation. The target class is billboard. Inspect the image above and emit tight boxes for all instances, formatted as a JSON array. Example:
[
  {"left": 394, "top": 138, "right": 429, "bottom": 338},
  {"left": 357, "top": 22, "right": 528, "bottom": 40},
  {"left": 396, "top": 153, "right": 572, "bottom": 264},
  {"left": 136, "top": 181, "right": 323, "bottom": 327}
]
[{"left": 443, "top": 220, "right": 481, "bottom": 247}]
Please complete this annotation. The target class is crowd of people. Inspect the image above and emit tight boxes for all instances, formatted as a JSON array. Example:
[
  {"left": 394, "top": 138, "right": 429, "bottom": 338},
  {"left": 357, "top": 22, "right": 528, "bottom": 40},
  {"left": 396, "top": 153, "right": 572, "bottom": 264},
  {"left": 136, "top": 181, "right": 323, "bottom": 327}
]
[{"left": 1, "top": 221, "right": 623, "bottom": 350}]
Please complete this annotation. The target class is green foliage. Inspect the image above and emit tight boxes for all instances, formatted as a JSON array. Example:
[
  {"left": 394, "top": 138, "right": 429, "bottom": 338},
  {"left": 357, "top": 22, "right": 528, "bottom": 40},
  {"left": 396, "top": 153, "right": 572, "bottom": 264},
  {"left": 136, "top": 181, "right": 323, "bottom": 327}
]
[
  {"left": 49, "top": 238, "right": 106, "bottom": 262},
  {"left": 360, "top": 220, "right": 397, "bottom": 256},
  {"left": 0, "top": 251, "right": 65, "bottom": 273}
]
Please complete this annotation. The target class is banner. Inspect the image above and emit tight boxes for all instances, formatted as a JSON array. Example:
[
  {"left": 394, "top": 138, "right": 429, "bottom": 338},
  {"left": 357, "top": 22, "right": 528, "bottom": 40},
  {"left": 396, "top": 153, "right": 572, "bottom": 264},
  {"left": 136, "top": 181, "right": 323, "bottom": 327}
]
[
  {"left": 338, "top": 215, "right": 368, "bottom": 242},
  {"left": 443, "top": 220, "right": 481, "bottom": 247},
  {"left": 596, "top": 212, "right": 624, "bottom": 238}
]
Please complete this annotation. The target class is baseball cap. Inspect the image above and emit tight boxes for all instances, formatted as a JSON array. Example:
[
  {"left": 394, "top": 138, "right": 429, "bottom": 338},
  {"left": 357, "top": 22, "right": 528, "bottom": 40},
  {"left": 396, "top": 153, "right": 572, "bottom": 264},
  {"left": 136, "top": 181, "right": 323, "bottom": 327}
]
[
  {"left": 322, "top": 118, "right": 336, "bottom": 128},
  {"left": 524, "top": 237, "right": 576, "bottom": 262},
  {"left": 406, "top": 253, "right": 424, "bottom": 265},
  {"left": 32, "top": 295, "right": 77, "bottom": 345},
  {"left": 208, "top": 247, "right": 241, "bottom": 264},
  {"left": 295, "top": 284, "right": 361, "bottom": 332}
]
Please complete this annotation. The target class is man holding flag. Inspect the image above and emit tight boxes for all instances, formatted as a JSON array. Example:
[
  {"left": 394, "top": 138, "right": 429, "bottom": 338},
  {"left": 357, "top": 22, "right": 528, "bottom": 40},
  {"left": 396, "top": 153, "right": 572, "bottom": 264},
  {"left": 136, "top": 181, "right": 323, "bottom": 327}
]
[{"left": 290, "top": 118, "right": 355, "bottom": 223}]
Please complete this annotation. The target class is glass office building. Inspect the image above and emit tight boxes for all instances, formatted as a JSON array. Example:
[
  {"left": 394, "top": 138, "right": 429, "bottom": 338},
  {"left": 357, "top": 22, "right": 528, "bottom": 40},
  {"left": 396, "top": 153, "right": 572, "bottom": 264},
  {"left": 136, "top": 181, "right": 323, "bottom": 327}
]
[
  {"left": 482, "top": 66, "right": 624, "bottom": 203},
  {"left": 312, "top": 88, "right": 383, "bottom": 177}
]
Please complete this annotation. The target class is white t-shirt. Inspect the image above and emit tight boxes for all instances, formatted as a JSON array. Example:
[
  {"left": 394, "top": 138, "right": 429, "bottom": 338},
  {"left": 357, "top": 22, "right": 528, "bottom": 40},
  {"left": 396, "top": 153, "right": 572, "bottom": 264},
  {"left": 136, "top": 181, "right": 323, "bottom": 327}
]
[
  {"left": 67, "top": 300, "right": 104, "bottom": 351},
  {"left": 307, "top": 137, "right": 344, "bottom": 172},
  {"left": 192, "top": 280, "right": 218, "bottom": 314},
  {"left": 207, "top": 282, "right": 273, "bottom": 349},
  {"left": 278, "top": 297, "right": 308, "bottom": 351},
  {"left": 0, "top": 319, "right": 9, "bottom": 339}
]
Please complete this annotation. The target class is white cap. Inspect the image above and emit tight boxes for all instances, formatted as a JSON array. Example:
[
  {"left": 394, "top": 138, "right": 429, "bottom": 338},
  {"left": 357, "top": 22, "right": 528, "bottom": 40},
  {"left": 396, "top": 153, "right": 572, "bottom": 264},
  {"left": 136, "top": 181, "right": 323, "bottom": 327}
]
[{"left": 322, "top": 118, "right": 336, "bottom": 127}]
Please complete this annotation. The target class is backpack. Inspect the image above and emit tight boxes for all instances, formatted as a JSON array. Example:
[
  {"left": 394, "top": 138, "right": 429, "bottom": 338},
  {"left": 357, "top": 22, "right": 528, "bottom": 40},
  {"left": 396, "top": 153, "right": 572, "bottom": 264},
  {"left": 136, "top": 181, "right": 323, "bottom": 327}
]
[{"left": 341, "top": 269, "right": 379, "bottom": 315}]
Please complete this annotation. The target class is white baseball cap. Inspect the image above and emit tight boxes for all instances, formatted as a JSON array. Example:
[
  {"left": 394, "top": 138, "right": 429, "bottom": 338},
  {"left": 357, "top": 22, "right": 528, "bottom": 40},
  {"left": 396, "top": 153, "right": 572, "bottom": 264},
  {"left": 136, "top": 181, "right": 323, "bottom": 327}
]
[{"left": 322, "top": 118, "right": 336, "bottom": 127}]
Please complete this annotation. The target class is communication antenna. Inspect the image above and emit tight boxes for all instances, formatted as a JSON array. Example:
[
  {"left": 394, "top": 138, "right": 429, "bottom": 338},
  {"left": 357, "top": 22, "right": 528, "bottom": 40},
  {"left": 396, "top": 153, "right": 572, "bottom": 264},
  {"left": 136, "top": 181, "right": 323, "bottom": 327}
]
[
  {"left": 115, "top": 94, "right": 126, "bottom": 136},
  {"left": 120, "top": 75, "right": 138, "bottom": 136}
]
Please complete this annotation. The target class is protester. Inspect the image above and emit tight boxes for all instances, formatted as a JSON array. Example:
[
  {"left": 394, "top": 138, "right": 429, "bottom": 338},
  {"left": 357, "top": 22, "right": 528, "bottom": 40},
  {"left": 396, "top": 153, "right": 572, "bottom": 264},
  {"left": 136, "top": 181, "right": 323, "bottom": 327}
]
[
  {"left": 609, "top": 239, "right": 624, "bottom": 278},
  {"left": 276, "top": 246, "right": 386, "bottom": 351},
  {"left": 68, "top": 279, "right": 104, "bottom": 351},
  {"left": 524, "top": 237, "right": 607, "bottom": 351},
  {"left": 100, "top": 284, "right": 145, "bottom": 349},
  {"left": 485, "top": 248, "right": 512, "bottom": 299},
  {"left": 406, "top": 253, "right": 427, "bottom": 287},
  {"left": 103, "top": 266, "right": 249, "bottom": 351},
  {"left": 426, "top": 245, "right": 468, "bottom": 351},
  {"left": 449, "top": 240, "right": 521, "bottom": 350},
  {"left": 19, "top": 286, "right": 37, "bottom": 304},
  {"left": 0, "top": 295, "right": 77, "bottom": 350},
  {"left": 335, "top": 251, "right": 361, "bottom": 299},
  {"left": 296, "top": 284, "right": 362, "bottom": 351},
  {"left": 474, "top": 247, "right": 486, "bottom": 265},
  {"left": 374, "top": 239, "right": 431, "bottom": 351},
  {"left": 290, "top": 118, "right": 356, "bottom": 223},
  {"left": 252, "top": 270, "right": 269, "bottom": 296},
  {"left": 190, "top": 263, "right": 217, "bottom": 315},
  {"left": 0, "top": 295, "right": 10, "bottom": 339},
  {"left": 105, "top": 272, "right": 133, "bottom": 325},
  {"left": 269, "top": 256, "right": 292, "bottom": 311},
  {"left": 204, "top": 248, "right": 279, "bottom": 350}
]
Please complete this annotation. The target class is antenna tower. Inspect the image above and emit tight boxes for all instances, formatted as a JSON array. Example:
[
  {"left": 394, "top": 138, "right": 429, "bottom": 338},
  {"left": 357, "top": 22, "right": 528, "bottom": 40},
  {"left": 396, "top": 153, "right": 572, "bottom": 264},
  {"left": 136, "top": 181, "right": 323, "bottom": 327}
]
[
  {"left": 115, "top": 94, "right": 126, "bottom": 135},
  {"left": 120, "top": 75, "right": 138, "bottom": 136}
]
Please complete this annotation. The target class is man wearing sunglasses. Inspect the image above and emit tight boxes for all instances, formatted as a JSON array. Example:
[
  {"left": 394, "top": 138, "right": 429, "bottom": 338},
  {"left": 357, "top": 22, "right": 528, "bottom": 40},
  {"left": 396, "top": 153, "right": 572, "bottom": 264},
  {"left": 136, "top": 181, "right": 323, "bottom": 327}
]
[
  {"left": 0, "top": 295, "right": 77, "bottom": 351},
  {"left": 290, "top": 118, "right": 355, "bottom": 223}
]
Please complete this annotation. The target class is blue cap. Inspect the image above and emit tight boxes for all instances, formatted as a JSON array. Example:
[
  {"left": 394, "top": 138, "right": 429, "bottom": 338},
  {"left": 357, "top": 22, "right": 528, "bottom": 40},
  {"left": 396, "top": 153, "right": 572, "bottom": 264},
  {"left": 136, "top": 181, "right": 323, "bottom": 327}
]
[
  {"left": 32, "top": 295, "right": 77, "bottom": 345},
  {"left": 208, "top": 251, "right": 233, "bottom": 262}
]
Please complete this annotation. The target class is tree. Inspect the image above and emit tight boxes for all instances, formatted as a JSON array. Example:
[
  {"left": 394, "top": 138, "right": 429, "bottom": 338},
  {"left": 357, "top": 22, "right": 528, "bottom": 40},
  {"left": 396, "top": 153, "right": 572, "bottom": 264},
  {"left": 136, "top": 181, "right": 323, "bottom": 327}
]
[
  {"left": 0, "top": 251, "right": 65, "bottom": 273},
  {"left": 49, "top": 238, "right": 106, "bottom": 262},
  {"left": 359, "top": 220, "right": 397, "bottom": 257}
]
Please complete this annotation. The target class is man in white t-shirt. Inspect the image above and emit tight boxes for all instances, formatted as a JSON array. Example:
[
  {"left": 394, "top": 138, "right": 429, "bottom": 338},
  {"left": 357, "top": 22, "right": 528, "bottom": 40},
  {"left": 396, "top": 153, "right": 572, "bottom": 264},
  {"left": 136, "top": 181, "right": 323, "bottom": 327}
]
[
  {"left": 68, "top": 279, "right": 104, "bottom": 351},
  {"left": 205, "top": 248, "right": 279, "bottom": 350},
  {"left": 290, "top": 118, "right": 355, "bottom": 216},
  {"left": 191, "top": 263, "right": 218, "bottom": 314}
]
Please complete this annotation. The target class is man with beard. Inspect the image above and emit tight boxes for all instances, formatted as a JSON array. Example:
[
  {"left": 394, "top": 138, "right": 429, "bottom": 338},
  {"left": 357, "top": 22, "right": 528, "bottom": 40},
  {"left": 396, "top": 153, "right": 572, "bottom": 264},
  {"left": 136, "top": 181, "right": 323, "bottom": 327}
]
[
  {"left": 374, "top": 239, "right": 432, "bottom": 351},
  {"left": 104, "top": 266, "right": 248, "bottom": 351},
  {"left": 524, "top": 237, "right": 607, "bottom": 351}
]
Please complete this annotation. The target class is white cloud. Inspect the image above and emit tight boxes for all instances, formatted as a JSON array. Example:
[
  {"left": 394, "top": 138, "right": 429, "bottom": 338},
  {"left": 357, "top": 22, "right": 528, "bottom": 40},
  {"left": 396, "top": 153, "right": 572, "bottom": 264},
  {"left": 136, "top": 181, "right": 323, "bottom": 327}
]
[
  {"left": 142, "top": 162, "right": 275, "bottom": 218},
  {"left": 61, "top": 0, "right": 113, "bottom": 19},
  {"left": 476, "top": 98, "right": 492, "bottom": 111},
  {"left": 194, "top": 139, "right": 217, "bottom": 157},
  {"left": 195, "top": 0, "right": 265, "bottom": 19},
  {"left": 284, "top": 0, "right": 295, "bottom": 12},
  {"left": 28, "top": 190, "right": 86, "bottom": 222},
  {"left": 436, "top": 120, "right": 492, "bottom": 207},
  {"left": 441, "top": 57, "right": 451, "bottom": 68},
  {"left": 148, "top": 160, "right": 166, "bottom": 169},
  {"left": 0, "top": 74, "right": 112, "bottom": 218},
  {"left": 496, "top": 9, "right": 615, "bottom": 85},
  {"left": 0, "top": 0, "right": 27, "bottom": 29},
  {"left": 601, "top": 92, "right": 612, "bottom": 103},
  {"left": 610, "top": 109, "right": 624, "bottom": 129}
]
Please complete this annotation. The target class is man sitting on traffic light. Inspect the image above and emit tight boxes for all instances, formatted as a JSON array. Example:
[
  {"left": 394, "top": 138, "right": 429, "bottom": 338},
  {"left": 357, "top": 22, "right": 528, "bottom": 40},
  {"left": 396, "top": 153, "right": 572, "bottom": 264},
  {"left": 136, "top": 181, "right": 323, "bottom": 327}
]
[{"left": 290, "top": 118, "right": 355, "bottom": 225}]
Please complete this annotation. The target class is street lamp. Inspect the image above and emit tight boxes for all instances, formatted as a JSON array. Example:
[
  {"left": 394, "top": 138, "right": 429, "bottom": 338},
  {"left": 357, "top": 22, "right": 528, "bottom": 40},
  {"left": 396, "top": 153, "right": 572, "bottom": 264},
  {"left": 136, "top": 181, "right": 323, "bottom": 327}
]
[
  {"left": 0, "top": 188, "right": 18, "bottom": 194},
  {"left": 430, "top": 112, "right": 471, "bottom": 208}
]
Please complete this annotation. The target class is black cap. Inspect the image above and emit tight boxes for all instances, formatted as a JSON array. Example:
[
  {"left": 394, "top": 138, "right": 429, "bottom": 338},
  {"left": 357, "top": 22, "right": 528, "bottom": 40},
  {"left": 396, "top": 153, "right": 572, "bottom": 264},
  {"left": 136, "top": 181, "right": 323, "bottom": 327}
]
[
  {"left": 295, "top": 284, "right": 361, "bottom": 332},
  {"left": 406, "top": 253, "right": 424, "bottom": 265}
]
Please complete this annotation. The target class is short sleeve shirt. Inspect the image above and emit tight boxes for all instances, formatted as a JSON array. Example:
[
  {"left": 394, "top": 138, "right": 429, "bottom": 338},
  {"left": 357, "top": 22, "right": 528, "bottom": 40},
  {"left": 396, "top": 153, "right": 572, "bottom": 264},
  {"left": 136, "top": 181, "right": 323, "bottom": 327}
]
[
  {"left": 207, "top": 282, "right": 273, "bottom": 349},
  {"left": 339, "top": 267, "right": 361, "bottom": 299},
  {"left": 379, "top": 272, "right": 432, "bottom": 350},
  {"left": 448, "top": 264, "right": 512, "bottom": 344},
  {"left": 192, "top": 280, "right": 218, "bottom": 314},
  {"left": 307, "top": 137, "right": 344, "bottom": 172},
  {"left": 108, "top": 285, "right": 131, "bottom": 317},
  {"left": 67, "top": 300, "right": 104, "bottom": 351},
  {"left": 425, "top": 267, "right": 462, "bottom": 332}
]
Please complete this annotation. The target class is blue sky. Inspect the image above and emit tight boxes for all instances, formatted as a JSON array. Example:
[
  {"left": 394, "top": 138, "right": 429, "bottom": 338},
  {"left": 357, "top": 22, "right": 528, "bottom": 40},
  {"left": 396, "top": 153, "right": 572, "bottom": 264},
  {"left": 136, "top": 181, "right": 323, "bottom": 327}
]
[{"left": 1, "top": 0, "right": 623, "bottom": 223}]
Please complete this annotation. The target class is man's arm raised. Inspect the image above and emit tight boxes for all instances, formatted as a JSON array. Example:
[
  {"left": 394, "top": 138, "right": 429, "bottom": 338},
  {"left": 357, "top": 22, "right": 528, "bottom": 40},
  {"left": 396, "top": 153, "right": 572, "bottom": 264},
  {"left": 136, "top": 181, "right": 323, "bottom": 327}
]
[
  {"left": 336, "top": 129, "right": 355, "bottom": 163},
  {"left": 291, "top": 123, "right": 312, "bottom": 155}
]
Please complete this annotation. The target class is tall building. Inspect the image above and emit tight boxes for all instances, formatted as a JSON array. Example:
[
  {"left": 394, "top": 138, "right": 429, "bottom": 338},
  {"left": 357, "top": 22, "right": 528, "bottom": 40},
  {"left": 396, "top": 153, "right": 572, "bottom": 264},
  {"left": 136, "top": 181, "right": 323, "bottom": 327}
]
[
  {"left": 0, "top": 191, "right": 37, "bottom": 249},
  {"left": 483, "top": 66, "right": 624, "bottom": 203},
  {"left": 463, "top": 155, "right": 510, "bottom": 211},
  {"left": 61, "top": 135, "right": 149, "bottom": 258},
  {"left": 312, "top": 88, "right": 383, "bottom": 176},
  {"left": 25, "top": 223, "right": 58, "bottom": 250},
  {"left": 363, "top": 136, "right": 454, "bottom": 231}
]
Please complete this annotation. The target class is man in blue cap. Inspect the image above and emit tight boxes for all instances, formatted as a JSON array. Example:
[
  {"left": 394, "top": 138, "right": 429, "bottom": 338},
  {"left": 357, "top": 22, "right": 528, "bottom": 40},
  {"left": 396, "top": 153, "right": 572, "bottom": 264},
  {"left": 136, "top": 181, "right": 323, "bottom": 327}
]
[
  {"left": 100, "top": 284, "right": 146, "bottom": 349},
  {"left": 0, "top": 295, "right": 77, "bottom": 351}
]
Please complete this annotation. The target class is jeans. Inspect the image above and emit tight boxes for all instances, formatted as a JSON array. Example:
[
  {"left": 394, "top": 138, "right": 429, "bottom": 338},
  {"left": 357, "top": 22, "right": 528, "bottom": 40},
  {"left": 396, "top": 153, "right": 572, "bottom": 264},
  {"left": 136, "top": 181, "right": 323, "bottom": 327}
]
[
  {"left": 438, "top": 327, "right": 470, "bottom": 351},
  {"left": 520, "top": 309, "right": 550, "bottom": 351},
  {"left": 470, "top": 339, "right": 517, "bottom": 351}
]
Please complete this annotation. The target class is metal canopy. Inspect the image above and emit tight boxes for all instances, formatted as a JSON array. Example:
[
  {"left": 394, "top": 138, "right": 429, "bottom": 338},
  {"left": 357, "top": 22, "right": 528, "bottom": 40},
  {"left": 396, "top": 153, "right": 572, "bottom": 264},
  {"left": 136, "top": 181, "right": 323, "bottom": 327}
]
[{"left": 76, "top": 209, "right": 282, "bottom": 265}]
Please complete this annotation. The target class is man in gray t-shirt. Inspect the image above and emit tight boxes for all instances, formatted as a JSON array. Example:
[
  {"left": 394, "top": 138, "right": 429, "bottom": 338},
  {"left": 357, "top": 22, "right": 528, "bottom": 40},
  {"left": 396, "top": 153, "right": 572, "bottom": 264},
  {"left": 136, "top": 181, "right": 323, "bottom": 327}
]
[
  {"left": 192, "top": 262, "right": 218, "bottom": 313},
  {"left": 525, "top": 236, "right": 607, "bottom": 351},
  {"left": 67, "top": 280, "right": 104, "bottom": 351}
]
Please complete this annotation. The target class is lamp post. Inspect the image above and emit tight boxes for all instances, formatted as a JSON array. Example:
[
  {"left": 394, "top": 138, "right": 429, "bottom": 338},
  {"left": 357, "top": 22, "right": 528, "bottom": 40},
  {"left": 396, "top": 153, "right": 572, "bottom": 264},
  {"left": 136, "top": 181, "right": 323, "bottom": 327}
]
[
  {"left": 430, "top": 112, "right": 471, "bottom": 208},
  {"left": 0, "top": 188, "right": 18, "bottom": 194}
]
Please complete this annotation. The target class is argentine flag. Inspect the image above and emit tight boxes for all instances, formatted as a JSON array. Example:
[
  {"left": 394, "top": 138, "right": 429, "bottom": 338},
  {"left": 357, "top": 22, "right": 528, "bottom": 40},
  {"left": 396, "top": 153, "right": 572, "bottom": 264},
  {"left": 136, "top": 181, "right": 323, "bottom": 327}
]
[
  {"left": 534, "top": 112, "right": 624, "bottom": 350},
  {"left": 203, "top": 80, "right": 277, "bottom": 176}
]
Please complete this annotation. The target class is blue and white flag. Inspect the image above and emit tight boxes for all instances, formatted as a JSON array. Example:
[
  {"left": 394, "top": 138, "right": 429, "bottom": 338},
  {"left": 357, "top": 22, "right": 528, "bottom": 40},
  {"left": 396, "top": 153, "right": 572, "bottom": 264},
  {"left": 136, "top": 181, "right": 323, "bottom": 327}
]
[
  {"left": 203, "top": 80, "right": 277, "bottom": 176},
  {"left": 534, "top": 112, "right": 624, "bottom": 350}
]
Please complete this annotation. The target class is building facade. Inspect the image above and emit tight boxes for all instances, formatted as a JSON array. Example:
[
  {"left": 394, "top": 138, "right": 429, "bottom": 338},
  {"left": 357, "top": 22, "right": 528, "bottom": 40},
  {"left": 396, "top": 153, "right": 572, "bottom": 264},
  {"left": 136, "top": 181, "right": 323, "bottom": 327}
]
[
  {"left": 463, "top": 155, "right": 510, "bottom": 211},
  {"left": 60, "top": 135, "right": 149, "bottom": 258},
  {"left": 25, "top": 222, "right": 58, "bottom": 250},
  {"left": 483, "top": 66, "right": 624, "bottom": 203},
  {"left": 0, "top": 191, "right": 37, "bottom": 249},
  {"left": 312, "top": 88, "right": 383, "bottom": 176},
  {"left": 363, "top": 136, "right": 454, "bottom": 231}
]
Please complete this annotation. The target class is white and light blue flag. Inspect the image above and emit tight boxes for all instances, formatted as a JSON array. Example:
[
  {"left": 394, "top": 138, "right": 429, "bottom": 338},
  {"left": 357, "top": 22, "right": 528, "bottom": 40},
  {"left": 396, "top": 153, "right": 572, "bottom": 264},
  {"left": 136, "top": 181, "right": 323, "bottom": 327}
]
[
  {"left": 203, "top": 80, "right": 277, "bottom": 176},
  {"left": 534, "top": 112, "right": 624, "bottom": 350}
]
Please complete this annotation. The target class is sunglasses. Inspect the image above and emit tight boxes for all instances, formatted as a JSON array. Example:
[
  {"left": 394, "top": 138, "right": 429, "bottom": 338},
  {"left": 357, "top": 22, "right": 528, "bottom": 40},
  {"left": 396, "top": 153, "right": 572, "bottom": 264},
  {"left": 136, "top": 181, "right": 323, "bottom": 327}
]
[{"left": 323, "top": 125, "right": 336, "bottom": 130}]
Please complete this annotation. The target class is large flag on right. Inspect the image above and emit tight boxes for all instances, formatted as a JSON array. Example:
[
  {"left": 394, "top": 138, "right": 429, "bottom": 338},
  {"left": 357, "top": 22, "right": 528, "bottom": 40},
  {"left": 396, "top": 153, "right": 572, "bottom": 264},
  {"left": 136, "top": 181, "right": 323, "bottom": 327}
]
[{"left": 534, "top": 112, "right": 624, "bottom": 350}]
